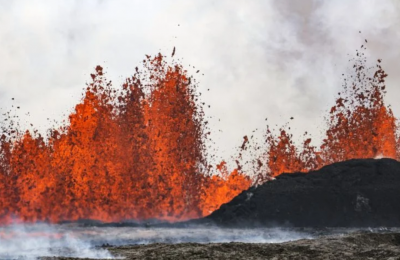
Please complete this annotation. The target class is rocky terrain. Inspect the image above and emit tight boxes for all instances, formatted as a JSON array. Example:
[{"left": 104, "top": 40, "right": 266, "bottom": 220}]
[
  {"left": 201, "top": 158, "right": 400, "bottom": 227},
  {"left": 43, "top": 231, "right": 400, "bottom": 260}
]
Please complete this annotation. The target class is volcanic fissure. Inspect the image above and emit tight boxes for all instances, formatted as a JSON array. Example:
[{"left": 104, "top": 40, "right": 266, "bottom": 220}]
[{"left": 0, "top": 47, "right": 399, "bottom": 224}]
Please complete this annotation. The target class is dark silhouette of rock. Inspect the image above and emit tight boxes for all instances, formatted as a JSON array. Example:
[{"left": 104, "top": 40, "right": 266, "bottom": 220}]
[{"left": 204, "top": 158, "right": 400, "bottom": 227}]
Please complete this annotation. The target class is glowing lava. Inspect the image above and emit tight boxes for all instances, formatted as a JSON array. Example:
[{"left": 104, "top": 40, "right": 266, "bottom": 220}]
[
  {"left": 0, "top": 54, "right": 251, "bottom": 223},
  {"left": 258, "top": 50, "right": 399, "bottom": 182},
  {"left": 0, "top": 48, "right": 399, "bottom": 224}
]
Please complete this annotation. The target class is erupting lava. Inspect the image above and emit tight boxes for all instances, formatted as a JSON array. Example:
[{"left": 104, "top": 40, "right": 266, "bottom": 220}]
[
  {"left": 260, "top": 49, "right": 400, "bottom": 182},
  {"left": 0, "top": 47, "right": 399, "bottom": 224},
  {"left": 0, "top": 54, "right": 251, "bottom": 223}
]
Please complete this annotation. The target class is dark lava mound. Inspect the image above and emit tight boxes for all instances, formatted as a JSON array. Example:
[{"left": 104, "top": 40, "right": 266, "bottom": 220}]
[{"left": 204, "top": 158, "right": 400, "bottom": 227}]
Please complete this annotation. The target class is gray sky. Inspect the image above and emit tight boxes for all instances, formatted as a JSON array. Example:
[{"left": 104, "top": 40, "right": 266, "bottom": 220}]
[{"left": 0, "top": 0, "right": 399, "bottom": 164}]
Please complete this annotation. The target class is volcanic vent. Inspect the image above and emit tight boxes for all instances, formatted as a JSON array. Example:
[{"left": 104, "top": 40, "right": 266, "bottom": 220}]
[{"left": 0, "top": 46, "right": 399, "bottom": 225}]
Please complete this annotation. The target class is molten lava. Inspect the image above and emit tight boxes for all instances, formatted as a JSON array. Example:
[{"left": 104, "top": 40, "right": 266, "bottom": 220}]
[
  {"left": 0, "top": 54, "right": 250, "bottom": 223},
  {"left": 259, "top": 50, "right": 400, "bottom": 181},
  {"left": 0, "top": 47, "right": 399, "bottom": 224}
]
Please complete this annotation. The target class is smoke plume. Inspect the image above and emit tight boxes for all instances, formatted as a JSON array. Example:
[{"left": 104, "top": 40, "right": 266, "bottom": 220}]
[{"left": 0, "top": 0, "right": 399, "bottom": 161}]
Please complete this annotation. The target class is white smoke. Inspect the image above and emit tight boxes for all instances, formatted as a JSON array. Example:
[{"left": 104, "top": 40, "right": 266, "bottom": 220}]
[
  {"left": 0, "top": 223, "right": 113, "bottom": 259},
  {"left": 3, "top": 223, "right": 395, "bottom": 258},
  {"left": 0, "top": 223, "right": 315, "bottom": 258},
  {"left": 0, "top": 0, "right": 399, "bottom": 165},
  {"left": 79, "top": 226, "right": 313, "bottom": 245}
]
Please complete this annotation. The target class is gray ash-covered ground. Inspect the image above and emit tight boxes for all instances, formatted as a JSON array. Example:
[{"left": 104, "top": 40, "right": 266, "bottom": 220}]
[
  {"left": 45, "top": 231, "right": 400, "bottom": 260},
  {"left": 200, "top": 158, "right": 400, "bottom": 227},
  {"left": 104, "top": 232, "right": 400, "bottom": 260}
]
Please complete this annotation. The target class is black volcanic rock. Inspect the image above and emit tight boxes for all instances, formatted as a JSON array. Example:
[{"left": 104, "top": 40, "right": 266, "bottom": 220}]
[
  {"left": 205, "top": 158, "right": 400, "bottom": 227},
  {"left": 104, "top": 232, "right": 400, "bottom": 260}
]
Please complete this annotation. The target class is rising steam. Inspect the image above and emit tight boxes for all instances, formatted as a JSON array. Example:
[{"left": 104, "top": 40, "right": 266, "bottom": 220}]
[{"left": 0, "top": 223, "right": 113, "bottom": 259}]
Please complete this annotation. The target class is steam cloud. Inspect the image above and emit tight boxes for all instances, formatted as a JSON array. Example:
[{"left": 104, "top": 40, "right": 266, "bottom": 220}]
[
  {"left": 2, "top": 223, "right": 393, "bottom": 259},
  {"left": 0, "top": 223, "right": 314, "bottom": 259},
  {"left": 0, "top": 223, "right": 113, "bottom": 259},
  {"left": 0, "top": 0, "right": 399, "bottom": 162}
]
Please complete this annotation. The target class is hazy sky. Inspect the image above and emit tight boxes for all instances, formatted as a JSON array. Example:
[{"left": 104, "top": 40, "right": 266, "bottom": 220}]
[{"left": 0, "top": 0, "right": 399, "bottom": 163}]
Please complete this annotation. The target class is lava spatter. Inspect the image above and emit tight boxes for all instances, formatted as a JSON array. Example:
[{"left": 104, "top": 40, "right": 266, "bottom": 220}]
[
  {"left": 0, "top": 47, "right": 399, "bottom": 224},
  {"left": 0, "top": 54, "right": 250, "bottom": 224},
  {"left": 257, "top": 49, "right": 399, "bottom": 179}
]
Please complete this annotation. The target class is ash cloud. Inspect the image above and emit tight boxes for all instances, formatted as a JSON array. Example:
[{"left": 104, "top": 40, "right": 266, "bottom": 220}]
[{"left": 0, "top": 0, "right": 399, "bottom": 162}]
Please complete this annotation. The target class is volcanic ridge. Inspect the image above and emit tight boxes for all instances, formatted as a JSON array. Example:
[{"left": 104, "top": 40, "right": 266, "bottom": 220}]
[{"left": 201, "top": 158, "right": 400, "bottom": 227}]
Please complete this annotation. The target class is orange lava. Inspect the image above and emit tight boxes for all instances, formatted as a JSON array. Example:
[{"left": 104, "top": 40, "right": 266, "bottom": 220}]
[
  {"left": 0, "top": 48, "right": 399, "bottom": 224},
  {"left": 258, "top": 51, "right": 400, "bottom": 181},
  {"left": 0, "top": 54, "right": 250, "bottom": 223}
]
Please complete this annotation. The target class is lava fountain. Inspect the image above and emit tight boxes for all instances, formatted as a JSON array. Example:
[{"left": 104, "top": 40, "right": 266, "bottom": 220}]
[
  {"left": 0, "top": 54, "right": 251, "bottom": 224},
  {"left": 0, "top": 47, "right": 399, "bottom": 224},
  {"left": 258, "top": 47, "right": 399, "bottom": 182}
]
